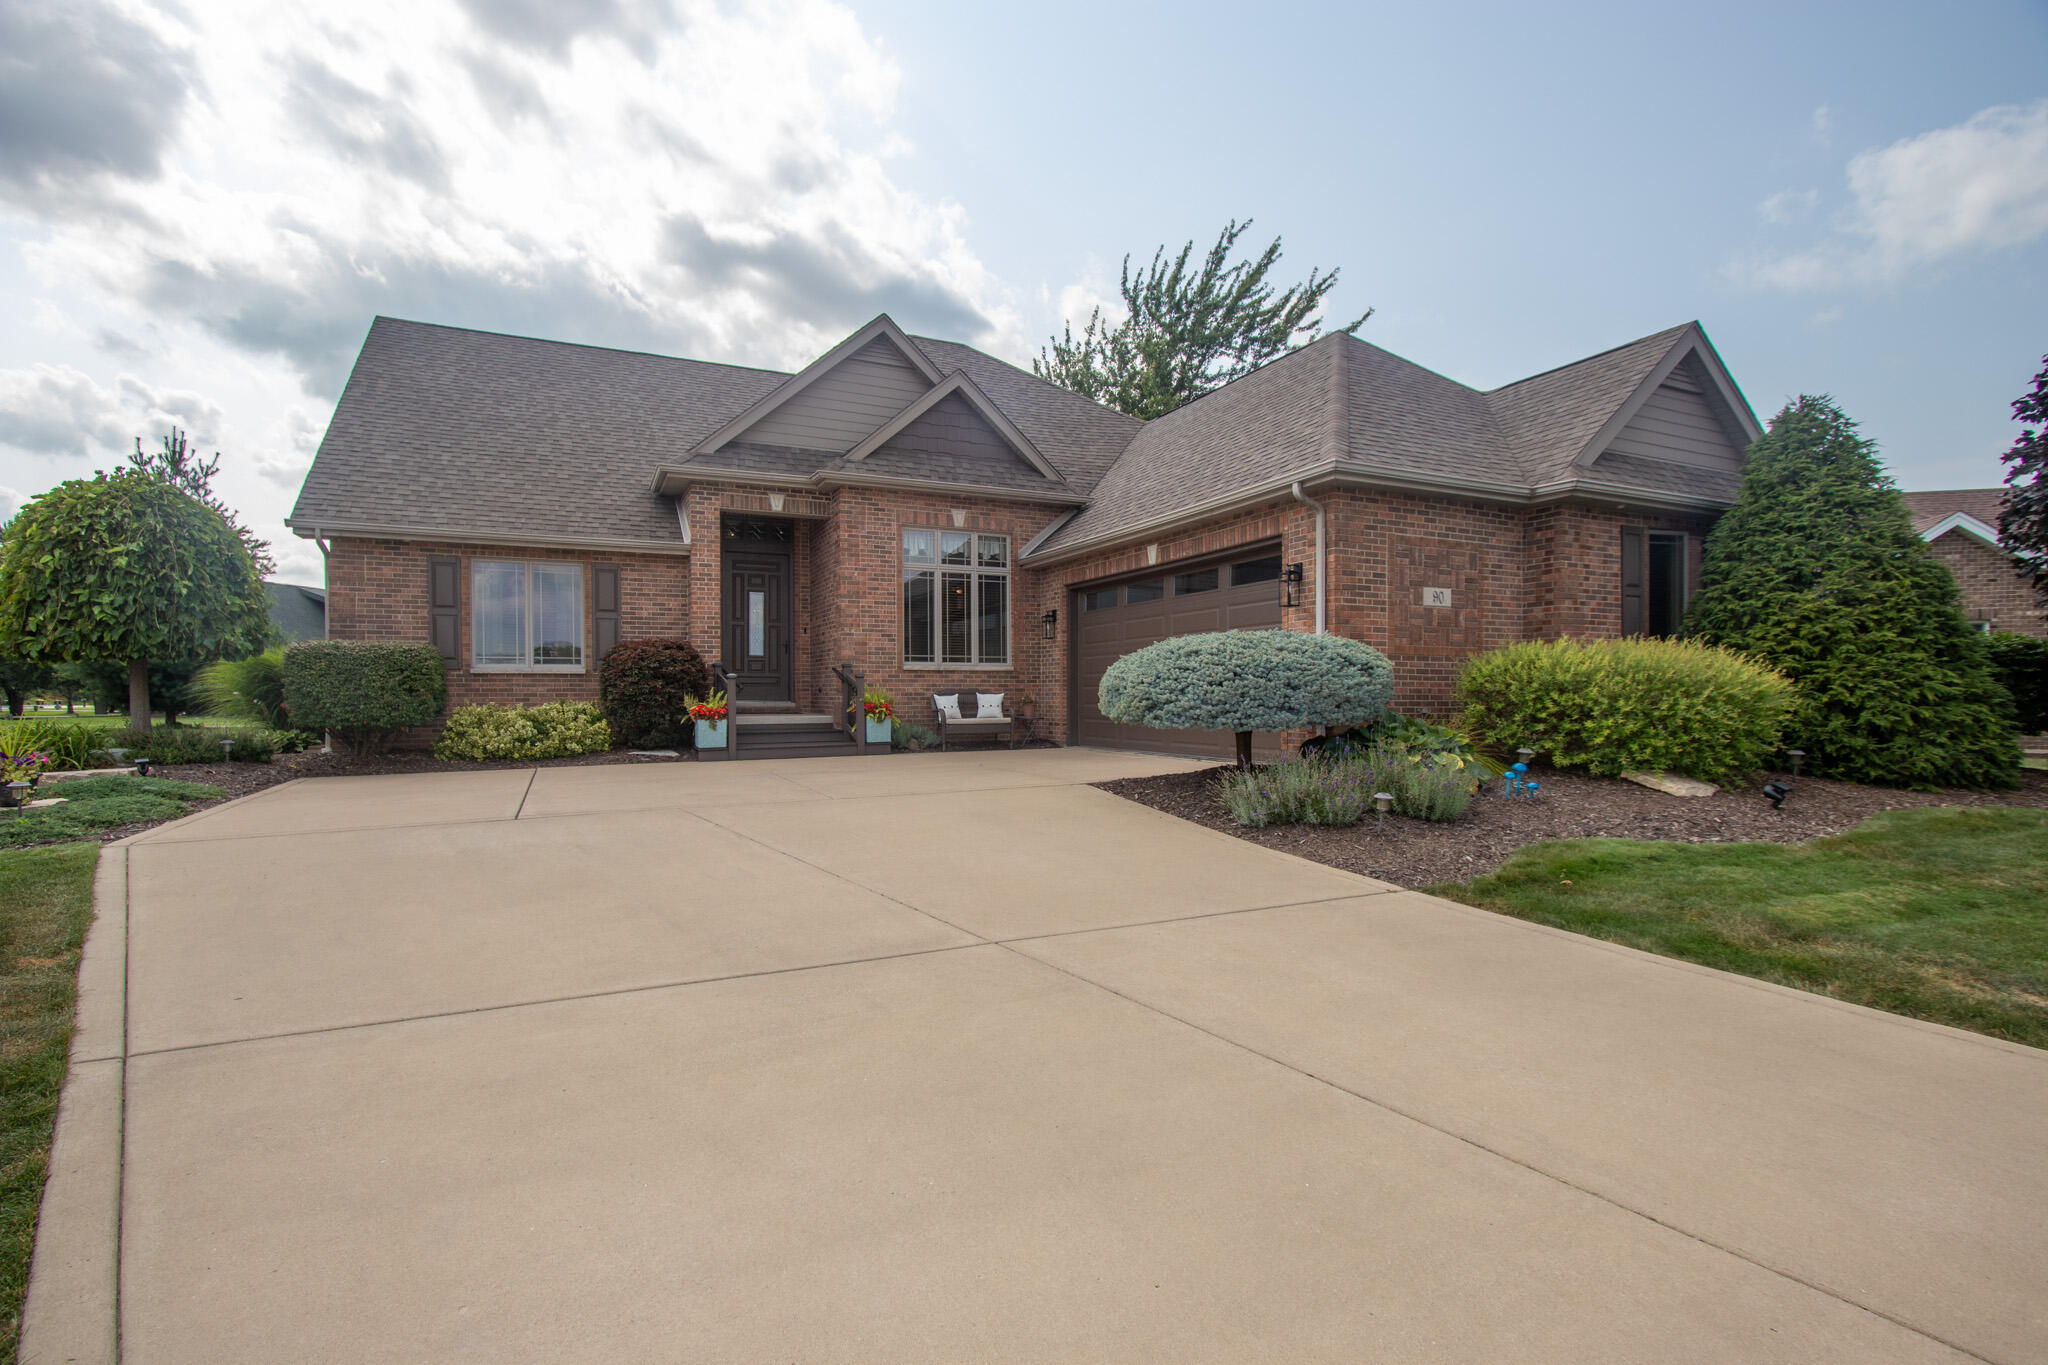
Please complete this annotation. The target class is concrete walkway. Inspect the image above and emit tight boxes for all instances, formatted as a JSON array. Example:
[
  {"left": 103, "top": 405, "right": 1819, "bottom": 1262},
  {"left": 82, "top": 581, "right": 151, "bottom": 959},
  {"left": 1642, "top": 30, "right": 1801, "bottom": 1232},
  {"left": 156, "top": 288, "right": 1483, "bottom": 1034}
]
[{"left": 23, "top": 749, "right": 2047, "bottom": 1363}]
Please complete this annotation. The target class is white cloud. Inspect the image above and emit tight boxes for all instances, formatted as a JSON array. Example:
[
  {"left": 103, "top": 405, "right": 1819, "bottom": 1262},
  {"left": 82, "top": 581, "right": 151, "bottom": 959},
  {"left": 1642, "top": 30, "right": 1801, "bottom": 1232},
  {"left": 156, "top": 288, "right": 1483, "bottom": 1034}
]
[
  {"left": 0, "top": 0, "right": 1026, "bottom": 578},
  {"left": 0, "top": 484, "right": 23, "bottom": 521},
  {"left": 1758, "top": 188, "right": 1819, "bottom": 225},
  {"left": 12, "top": 0, "right": 1018, "bottom": 392},
  {"left": 0, "top": 363, "right": 223, "bottom": 460},
  {"left": 1735, "top": 100, "right": 2048, "bottom": 290},
  {"left": 1812, "top": 105, "right": 1833, "bottom": 147}
]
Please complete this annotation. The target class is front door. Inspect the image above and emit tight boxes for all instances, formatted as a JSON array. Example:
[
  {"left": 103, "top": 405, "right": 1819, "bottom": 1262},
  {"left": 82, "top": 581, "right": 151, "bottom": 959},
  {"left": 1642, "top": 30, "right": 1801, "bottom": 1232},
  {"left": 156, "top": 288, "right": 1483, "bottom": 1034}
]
[{"left": 723, "top": 546, "right": 793, "bottom": 702}]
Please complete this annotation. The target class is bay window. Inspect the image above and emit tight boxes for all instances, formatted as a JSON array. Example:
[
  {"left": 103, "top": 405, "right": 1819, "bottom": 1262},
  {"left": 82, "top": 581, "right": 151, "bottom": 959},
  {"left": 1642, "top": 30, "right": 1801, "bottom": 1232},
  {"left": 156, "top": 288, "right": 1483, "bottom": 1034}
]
[
  {"left": 472, "top": 560, "right": 585, "bottom": 669},
  {"left": 903, "top": 529, "right": 1009, "bottom": 665}
]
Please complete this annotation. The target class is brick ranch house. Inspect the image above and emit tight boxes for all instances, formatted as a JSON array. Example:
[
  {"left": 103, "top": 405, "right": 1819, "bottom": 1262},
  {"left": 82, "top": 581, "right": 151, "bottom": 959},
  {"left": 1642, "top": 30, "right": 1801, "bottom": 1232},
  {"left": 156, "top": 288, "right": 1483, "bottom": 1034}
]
[
  {"left": 286, "top": 313, "right": 1762, "bottom": 760},
  {"left": 1900, "top": 489, "right": 2045, "bottom": 639}
]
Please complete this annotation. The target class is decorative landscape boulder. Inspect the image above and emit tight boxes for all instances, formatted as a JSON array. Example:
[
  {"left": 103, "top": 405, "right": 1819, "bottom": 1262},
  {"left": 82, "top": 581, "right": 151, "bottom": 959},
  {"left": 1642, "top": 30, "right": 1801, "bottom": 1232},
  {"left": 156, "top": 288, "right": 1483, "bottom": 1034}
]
[{"left": 1097, "top": 629, "right": 1395, "bottom": 768}]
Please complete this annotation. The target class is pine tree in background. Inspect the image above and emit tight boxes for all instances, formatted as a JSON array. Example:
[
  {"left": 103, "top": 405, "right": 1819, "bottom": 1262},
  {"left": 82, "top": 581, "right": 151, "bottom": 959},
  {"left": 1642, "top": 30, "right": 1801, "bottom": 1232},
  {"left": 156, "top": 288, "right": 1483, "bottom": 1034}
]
[
  {"left": 1997, "top": 354, "right": 2048, "bottom": 605},
  {"left": 1686, "top": 395, "right": 2019, "bottom": 789}
]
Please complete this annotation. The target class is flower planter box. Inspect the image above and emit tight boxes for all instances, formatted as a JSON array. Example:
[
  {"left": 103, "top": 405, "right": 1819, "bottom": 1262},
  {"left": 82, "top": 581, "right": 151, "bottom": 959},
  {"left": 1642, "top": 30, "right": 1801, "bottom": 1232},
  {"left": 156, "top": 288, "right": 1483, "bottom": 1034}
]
[
  {"left": 694, "top": 719, "right": 727, "bottom": 750},
  {"left": 865, "top": 717, "right": 893, "bottom": 745}
]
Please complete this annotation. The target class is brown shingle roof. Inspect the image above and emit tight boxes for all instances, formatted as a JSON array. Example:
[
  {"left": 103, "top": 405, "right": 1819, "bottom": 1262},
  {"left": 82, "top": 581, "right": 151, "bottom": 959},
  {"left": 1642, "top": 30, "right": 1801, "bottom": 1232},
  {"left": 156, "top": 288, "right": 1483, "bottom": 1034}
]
[
  {"left": 1901, "top": 488, "right": 2009, "bottom": 536},
  {"left": 1028, "top": 322, "right": 1751, "bottom": 557}
]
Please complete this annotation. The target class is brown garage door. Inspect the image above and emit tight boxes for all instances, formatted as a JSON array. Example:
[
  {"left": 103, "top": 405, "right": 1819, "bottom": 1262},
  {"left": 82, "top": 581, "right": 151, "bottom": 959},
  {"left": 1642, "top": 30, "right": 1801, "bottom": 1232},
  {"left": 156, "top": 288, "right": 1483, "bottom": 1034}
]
[{"left": 1072, "top": 548, "right": 1286, "bottom": 760}]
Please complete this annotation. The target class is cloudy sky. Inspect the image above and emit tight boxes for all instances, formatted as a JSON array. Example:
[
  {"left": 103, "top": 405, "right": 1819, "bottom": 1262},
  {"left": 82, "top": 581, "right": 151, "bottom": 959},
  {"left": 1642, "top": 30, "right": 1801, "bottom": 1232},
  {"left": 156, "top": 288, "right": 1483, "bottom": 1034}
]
[{"left": 2, "top": 0, "right": 2044, "bottom": 585}]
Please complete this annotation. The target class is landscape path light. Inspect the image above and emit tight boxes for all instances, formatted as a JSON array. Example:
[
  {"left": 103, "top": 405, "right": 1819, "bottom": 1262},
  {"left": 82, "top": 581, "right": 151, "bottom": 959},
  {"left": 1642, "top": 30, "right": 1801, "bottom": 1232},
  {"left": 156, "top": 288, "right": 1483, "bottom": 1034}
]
[
  {"left": 135, "top": 757, "right": 150, "bottom": 777},
  {"left": 1374, "top": 791, "right": 1393, "bottom": 830}
]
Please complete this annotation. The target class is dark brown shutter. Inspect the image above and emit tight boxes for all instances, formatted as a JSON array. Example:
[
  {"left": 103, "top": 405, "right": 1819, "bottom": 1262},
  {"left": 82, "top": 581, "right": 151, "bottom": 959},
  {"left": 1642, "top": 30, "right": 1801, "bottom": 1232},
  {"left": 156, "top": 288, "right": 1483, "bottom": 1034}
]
[
  {"left": 429, "top": 556, "right": 460, "bottom": 666},
  {"left": 1619, "top": 527, "right": 1645, "bottom": 638},
  {"left": 592, "top": 563, "right": 622, "bottom": 662}
]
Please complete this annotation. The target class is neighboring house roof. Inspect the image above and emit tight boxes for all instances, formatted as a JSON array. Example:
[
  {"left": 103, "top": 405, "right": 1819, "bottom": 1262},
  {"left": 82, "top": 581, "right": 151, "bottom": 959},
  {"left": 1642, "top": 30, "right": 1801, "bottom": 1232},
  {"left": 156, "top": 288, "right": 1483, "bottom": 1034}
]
[
  {"left": 1902, "top": 489, "right": 2009, "bottom": 545},
  {"left": 1028, "top": 321, "right": 1760, "bottom": 559},
  {"left": 264, "top": 581, "right": 327, "bottom": 642},
  {"left": 290, "top": 313, "right": 1759, "bottom": 561}
]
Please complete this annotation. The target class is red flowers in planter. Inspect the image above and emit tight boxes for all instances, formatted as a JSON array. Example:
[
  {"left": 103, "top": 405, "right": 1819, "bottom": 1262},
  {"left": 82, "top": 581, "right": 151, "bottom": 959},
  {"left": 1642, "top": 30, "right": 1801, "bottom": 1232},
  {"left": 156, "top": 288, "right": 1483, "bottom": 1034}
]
[{"left": 687, "top": 690, "right": 728, "bottom": 723}]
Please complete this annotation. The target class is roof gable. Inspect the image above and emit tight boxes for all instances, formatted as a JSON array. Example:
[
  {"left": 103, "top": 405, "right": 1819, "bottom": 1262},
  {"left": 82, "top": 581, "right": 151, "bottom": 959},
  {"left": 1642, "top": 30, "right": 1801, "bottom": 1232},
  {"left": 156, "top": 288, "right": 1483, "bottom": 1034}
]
[
  {"left": 693, "top": 314, "right": 943, "bottom": 457},
  {"left": 1902, "top": 488, "right": 2010, "bottom": 536},
  {"left": 846, "top": 372, "right": 1063, "bottom": 482}
]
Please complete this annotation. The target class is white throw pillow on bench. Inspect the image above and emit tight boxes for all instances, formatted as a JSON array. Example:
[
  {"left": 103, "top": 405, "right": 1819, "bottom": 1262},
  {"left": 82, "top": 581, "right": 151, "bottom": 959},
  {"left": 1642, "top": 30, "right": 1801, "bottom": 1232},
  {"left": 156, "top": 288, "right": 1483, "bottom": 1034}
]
[
  {"left": 933, "top": 693, "right": 963, "bottom": 721},
  {"left": 976, "top": 692, "right": 1005, "bottom": 719}
]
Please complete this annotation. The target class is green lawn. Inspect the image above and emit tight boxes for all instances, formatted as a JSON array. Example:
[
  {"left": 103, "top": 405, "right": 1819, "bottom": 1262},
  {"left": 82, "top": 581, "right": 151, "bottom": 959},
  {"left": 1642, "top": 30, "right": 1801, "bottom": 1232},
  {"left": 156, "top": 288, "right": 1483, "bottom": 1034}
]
[
  {"left": 0, "top": 777, "right": 226, "bottom": 850},
  {"left": 0, "top": 842, "right": 99, "bottom": 1362},
  {"left": 1434, "top": 807, "right": 2048, "bottom": 1048}
]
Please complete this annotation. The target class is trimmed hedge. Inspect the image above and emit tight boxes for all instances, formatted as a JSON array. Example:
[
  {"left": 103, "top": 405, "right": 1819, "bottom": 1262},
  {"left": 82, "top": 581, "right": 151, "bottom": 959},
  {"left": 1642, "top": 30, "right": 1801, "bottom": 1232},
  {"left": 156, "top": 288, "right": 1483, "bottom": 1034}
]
[
  {"left": 1098, "top": 630, "right": 1395, "bottom": 734},
  {"left": 1456, "top": 637, "right": 1795, "bottom": 786},
  {"left": 281, "top": 641, "right": 446, "bottom": 755},
  {"left": 598, "top": 638, "right": 709, "bottom": 749},
  {"left": 1987, "top": 632, "right": 2048, "bottom": 735},
  {"left": 434, "top": 703, "right": 613, "bottom": 761}
]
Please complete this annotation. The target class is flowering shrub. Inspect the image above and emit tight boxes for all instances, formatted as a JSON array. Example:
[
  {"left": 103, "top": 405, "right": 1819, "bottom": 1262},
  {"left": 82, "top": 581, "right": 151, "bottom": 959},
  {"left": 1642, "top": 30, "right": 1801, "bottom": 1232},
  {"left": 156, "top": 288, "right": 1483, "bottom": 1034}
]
[
  {"left": 0, "top": 748, "right": 51, "bottom": 783},
  {"left": 1216, "top": 742, "right": 1478, "bottom": 828},
  {"left": 1457, "top": 637, "right": 1795, "bottom": 786},
  {"left": 433, "top": 702, "right": 613, "bottom": 761},
  {"left": 686, "top": 691, "right": 728, "bottom": 723},
  {"left": 0, "top": 719, "right": 102, "bottom": 771}
]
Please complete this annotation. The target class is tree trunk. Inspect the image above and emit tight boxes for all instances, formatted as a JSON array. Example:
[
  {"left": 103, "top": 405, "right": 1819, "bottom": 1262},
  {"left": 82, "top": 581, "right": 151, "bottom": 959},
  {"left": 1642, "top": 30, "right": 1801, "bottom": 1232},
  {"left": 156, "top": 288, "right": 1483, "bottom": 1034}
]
[
  {"left": 1235, "top": 730, "right": 1253, "bottom": 771},
  {"left": 3, "top": 688, "right": 21, "bottom": 718},
  {"left": 127, "top": 660, "right": 152, "bottom": 736}
]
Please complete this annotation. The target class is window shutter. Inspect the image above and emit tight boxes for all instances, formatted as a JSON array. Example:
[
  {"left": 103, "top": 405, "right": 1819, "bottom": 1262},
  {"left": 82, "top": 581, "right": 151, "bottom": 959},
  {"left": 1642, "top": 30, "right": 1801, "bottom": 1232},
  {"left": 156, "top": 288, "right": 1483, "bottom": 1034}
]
[
  {"left": 1619, "top": 527, "right": 1645, "bottom": 638},
  {"left": 429, "top": 556, "right": 460, "bottom": 666},
  {"left": 592, "top": 563, "right": 622, "bottom": 662}
]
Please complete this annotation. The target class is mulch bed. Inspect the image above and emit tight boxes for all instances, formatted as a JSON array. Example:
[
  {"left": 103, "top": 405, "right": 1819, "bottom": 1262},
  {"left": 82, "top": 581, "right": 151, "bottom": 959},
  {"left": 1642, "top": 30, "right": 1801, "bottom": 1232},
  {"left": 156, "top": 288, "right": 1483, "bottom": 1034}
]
[{"left": 1094, "top": 763, "right": 2048, "bottom": 889}]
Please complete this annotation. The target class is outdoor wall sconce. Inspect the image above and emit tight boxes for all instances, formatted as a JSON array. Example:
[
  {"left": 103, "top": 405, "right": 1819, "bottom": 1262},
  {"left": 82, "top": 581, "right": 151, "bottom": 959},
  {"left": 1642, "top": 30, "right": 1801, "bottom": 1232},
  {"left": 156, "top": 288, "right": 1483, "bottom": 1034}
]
[
  {"left": 1281, "top": 562, "right": 1304, "bottom": 608},
  {"left": 1040, "top": 609, "right": 1058, "bottom": 638}
]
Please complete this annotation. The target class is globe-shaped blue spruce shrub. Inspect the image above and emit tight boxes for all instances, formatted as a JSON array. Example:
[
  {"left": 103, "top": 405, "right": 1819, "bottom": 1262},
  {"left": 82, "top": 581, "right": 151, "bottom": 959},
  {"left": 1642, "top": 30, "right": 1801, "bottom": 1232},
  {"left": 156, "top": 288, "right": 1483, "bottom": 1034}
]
[{"left": 1097, "top": 629, "right": 1395, "bottom": 768}]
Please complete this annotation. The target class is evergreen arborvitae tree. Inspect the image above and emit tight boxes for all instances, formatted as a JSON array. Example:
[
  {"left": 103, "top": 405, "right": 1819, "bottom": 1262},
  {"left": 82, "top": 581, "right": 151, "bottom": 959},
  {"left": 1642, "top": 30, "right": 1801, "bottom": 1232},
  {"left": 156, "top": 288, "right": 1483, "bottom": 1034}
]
[{"left": 1686, "top": 395, "right": 2019, "bottom": 790}]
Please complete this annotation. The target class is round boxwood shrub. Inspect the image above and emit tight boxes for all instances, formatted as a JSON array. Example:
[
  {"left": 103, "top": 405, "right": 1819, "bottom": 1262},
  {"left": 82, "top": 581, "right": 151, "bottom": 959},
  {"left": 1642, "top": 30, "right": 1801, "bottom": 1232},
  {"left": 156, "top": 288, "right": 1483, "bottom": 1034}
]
[
  {"left": 598, "top": 638, "right": 709, "bottom": 749},
  {"left": 281, "top": 641, "right": 446, "bottom": 756},
  {"left": 434, "top": 702, "right": 613, "bottom": 761},
  {"left": 1098, "top": 629, "right": 1394, "bottom": 768},
  {"left": 1456, "top": 637, "right": 1794, "bottom": 786}
]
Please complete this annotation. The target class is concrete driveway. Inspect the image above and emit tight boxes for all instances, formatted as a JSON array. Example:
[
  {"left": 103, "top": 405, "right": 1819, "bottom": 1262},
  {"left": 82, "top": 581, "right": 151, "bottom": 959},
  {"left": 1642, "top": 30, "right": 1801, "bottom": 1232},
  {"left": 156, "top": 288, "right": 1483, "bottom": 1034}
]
[{"left": 24, "top": 748, "right": 2047, "bottom": 1364}]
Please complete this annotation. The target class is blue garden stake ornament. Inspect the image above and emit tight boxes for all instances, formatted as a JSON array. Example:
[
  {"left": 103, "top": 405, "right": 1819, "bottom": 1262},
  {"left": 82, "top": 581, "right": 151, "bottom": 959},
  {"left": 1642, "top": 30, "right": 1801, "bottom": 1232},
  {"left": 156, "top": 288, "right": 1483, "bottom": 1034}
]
[{"left": 1503, "top": 761, "right": 1528, "bottom": 798}]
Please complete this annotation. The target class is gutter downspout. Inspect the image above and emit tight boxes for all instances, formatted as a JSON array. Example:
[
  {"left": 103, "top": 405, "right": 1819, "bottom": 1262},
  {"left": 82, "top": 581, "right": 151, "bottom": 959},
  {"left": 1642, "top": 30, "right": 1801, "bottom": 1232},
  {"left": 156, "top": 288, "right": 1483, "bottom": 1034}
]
[{"left": 1288, "top": 483, "right": 1326, "bottom": 635}]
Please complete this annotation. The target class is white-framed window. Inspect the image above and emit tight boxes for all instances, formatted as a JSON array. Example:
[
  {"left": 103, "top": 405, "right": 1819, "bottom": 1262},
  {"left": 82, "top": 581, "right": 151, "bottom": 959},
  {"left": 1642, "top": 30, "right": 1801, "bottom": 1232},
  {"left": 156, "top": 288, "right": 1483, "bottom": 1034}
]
[
  {"left": 903, "top": 529, "right": 1009, "bottom": 666},
  {"left": 472, "top": 560, "right": 585, "bottom": 670}
]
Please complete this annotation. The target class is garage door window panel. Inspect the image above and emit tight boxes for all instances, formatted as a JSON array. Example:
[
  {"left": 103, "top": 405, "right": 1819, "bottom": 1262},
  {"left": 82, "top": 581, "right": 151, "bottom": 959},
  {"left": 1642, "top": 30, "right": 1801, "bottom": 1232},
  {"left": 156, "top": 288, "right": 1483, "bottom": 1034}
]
[{"left": 1173, "top": 568, "right": 1219, "bottom": 595}]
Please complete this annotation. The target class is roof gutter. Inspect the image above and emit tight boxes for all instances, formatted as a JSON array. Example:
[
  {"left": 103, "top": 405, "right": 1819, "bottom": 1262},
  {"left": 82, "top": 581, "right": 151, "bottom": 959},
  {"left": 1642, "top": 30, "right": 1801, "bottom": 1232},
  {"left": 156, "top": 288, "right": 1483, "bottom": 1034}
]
[
  {"left": 284, "top": 519, "right": 691, "bottom": 556},
  {"left": 1022, "top": 462, "right": 1734, "bottom": 566},
  {"left": 1288, "top": 482, "right": 1327, "bottom": 634},
  {"left": 649, "top": 465, "right": 1086, "bottom": 506}
]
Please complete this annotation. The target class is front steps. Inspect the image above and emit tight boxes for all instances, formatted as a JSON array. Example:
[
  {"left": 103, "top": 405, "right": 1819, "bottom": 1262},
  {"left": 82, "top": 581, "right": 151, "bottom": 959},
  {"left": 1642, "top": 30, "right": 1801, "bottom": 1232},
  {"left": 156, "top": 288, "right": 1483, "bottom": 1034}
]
[{"left": 720, "top": 712, "right": 869, "bottom": 761}]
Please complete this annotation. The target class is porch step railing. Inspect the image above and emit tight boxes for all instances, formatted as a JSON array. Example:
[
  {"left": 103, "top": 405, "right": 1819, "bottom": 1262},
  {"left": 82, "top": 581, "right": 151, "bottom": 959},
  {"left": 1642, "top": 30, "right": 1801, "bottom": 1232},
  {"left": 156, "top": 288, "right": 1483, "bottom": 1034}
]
[
  {"left": 831, "top": 663, "right": 867, "bottom": 754},
  {"left": 710, "top": 661, "right": 739, "bottom": 760}
]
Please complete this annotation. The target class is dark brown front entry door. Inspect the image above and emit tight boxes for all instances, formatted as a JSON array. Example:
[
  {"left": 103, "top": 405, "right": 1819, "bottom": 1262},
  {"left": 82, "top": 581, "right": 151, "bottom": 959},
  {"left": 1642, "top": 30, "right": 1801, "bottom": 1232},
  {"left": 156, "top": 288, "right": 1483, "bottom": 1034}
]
[{"left": 723, "top": 548, "right": 792, "bottom": 702}]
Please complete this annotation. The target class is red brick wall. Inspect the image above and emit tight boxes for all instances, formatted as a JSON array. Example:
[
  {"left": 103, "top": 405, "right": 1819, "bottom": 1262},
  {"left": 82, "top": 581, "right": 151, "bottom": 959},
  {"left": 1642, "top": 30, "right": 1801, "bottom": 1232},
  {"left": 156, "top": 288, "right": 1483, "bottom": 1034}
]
[
  {"left": 1925, "top": 529, "right": 2047, "bottom": 638},
  {"left": 325, "top": 486, "right": 1730, "bottom": 750},
  {"left": 806, "top": 487, "right": 1071, "bottom": 732},
  {"left": 324, "top": 536, "right": 692, "bottom": 712}
]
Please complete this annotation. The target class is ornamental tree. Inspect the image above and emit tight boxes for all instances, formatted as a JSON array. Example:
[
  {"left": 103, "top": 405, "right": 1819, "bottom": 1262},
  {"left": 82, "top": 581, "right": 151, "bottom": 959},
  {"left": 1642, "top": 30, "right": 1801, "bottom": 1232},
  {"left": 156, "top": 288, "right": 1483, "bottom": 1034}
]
[
  {"left": 1098, "top": 629, "right": 1395, "bottom": 769},
  {"left": 1997, "top": 353, "right": 2048, "bottom": 605},
  {"left": 1685, "top": 395, "right": 2019, "bottom": 789},
  {"left": 0, "top": 469, "right": 272, "bottom": 735},
  {"left": 1036, "top": 219, "right": 1370, "bottom": 419}
]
